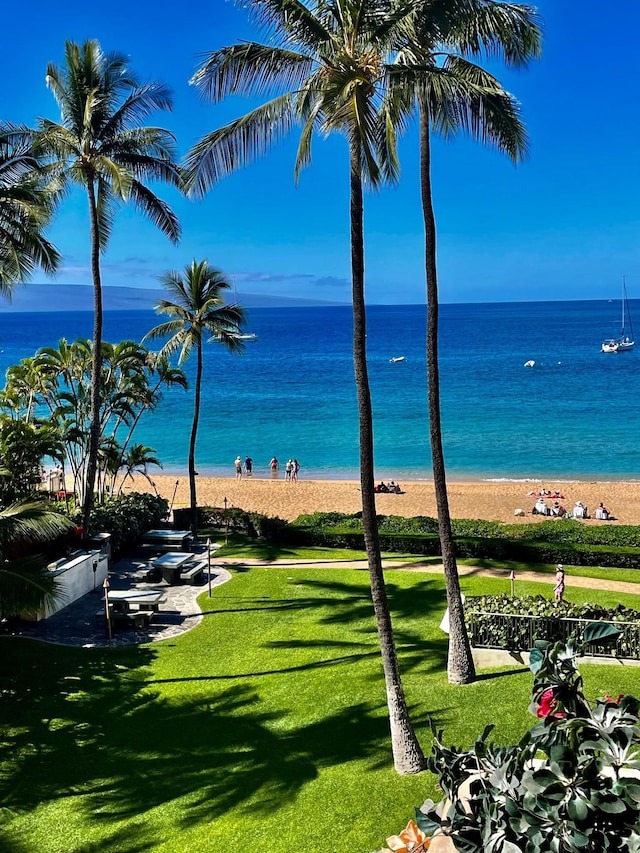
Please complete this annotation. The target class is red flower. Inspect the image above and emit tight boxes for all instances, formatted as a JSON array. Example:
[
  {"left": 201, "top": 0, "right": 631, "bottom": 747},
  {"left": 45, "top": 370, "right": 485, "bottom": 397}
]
[{"left": 536, "top": 688, "right": 566, "bottom": 719}]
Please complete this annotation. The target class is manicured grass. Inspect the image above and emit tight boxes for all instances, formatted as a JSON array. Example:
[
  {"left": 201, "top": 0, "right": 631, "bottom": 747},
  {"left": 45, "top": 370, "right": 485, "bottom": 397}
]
[{"left": 3, "top": 569, "right": 640, "bottom": 853}]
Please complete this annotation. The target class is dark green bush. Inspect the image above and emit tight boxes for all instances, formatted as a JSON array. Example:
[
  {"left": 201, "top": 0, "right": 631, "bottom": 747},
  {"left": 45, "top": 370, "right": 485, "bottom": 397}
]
[
  {"left": 199, "top": 506, "right": 287, "bottom": 542},
  {"left": 89, "top": 492, "right": 169, "bottom": 557},
  {"left": 262, "top": 510, "right": 640, "bottom": 569}
]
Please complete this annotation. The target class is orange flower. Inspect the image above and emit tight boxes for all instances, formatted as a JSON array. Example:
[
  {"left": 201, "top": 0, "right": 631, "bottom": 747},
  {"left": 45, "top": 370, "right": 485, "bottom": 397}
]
[{"left": 385, "top": 819, "right": 430, "bottom": 852}]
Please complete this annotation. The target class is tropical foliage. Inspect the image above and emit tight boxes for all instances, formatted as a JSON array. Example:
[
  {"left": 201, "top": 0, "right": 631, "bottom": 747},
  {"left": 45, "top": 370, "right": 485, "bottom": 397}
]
[
  {"left": 0, "top": 500, "right": 73, "bottom": 617},
  {"left": 0, "top": 417, "right": 62, "bottom": 504},
  {"left": 416, "top": 624, "right": 640, "bottom": 852},
  {"left": 144, "top": 259, "right": 245, "bottom": 534},
  {"left": 87, "top": 491, "right": 169, "bottom": 558},
  {"left": 0, "top": 337, "right": 184, "bottom": 507},
  {"left": 0, "top": 123, "right": 59, "bottom": 292},
  {"left": 35, "top": 39, "right": 182, "bottom": 532}
]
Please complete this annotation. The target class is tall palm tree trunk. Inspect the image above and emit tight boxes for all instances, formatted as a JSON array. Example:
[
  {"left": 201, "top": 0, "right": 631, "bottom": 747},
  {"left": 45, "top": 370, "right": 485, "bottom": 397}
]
[
  {"left": 419, "top": 105, "right": 475, "bottom": 685},
  {"left": 82, "top": 179, "right": 103, "bottom": 536},
  {"left": 188, "top": 341, "right": 203, "bottom": 535},
  {"left": 349, "top": 142, "right": 425, "bottom": 774}
]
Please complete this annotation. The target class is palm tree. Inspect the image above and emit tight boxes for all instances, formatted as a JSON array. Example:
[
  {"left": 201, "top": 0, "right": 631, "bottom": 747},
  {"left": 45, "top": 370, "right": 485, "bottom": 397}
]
[
  {"left": 35, "top": 40, "right": 182, "bottom": 535},
  {"left": 143, "top": 260, "right": 245, "bottom": 534},
  {"left": 389, "top": 0, "right": 541, "bottom": 683},
  {"left": 184, "top": 0, "right": 426, "bottom": 773},
  {"left": 0, "top": 500, "right": 73, "bottom": 617},
  {"left": 0, "top": 124, "right": 59, "bottom": 293},
  {"left": 117, "top": 444, "right": 162, "bottom": 495}
]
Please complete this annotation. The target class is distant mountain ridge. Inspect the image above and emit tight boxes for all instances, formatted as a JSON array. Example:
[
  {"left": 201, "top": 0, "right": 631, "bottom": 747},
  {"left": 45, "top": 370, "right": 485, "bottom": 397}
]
[{"left": 0, "top": 284, "right": 347, "bottom": 312}]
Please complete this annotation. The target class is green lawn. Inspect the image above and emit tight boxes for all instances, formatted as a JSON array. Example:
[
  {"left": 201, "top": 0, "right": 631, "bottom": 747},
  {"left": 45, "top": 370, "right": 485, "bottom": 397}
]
[{"left": 3, "top": 567, "right": 640, "bottom": 853}]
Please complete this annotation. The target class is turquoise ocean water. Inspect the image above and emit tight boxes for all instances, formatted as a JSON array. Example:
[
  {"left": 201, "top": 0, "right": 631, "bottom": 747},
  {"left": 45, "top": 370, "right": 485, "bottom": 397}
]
[{"left": 0, "top": 300, "right": 638, "bottom": 481}]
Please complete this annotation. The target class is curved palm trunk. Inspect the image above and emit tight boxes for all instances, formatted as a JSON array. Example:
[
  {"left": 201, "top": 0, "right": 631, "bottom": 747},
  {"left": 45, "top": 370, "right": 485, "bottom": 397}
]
[
  {"left": 419, "top": 105, "right": 475, "bottom": 685},
  {"left": 188, "top": 340, "right": 203, "bottom": 535},
  {"left": 81, "top": 179, "right": 103, "bottom": 536},
  {"left": 349, "top": 142, "right": 426, "bottom": 774}
]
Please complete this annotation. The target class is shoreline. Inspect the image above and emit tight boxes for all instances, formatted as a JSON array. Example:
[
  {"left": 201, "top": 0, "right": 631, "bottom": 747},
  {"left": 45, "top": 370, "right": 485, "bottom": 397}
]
[{"left": 125, "top": 474, "right": 640, "bottom": 526}]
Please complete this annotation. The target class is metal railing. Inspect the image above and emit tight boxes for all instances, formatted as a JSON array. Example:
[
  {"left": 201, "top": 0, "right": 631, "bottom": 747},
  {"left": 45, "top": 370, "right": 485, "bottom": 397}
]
[{"left": 466, "top": 611, "right": 640, "bottom": 660}]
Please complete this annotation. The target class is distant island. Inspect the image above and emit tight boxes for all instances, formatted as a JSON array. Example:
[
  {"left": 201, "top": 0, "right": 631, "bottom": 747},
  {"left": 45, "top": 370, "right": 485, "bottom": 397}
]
[{"left": 0, "top": 284, "right": 348, "bottom": 313}]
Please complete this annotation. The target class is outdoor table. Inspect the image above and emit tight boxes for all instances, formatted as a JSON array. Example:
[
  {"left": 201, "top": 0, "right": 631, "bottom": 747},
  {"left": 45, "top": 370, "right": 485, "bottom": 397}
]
[
  {"left": 142, "top": 529, "right": 193, "bottom": 552},
  {"left": 106, "top": 589, "right": 166, "bottom": 611},
  {"left": 153, "top": 552, "right": 194, "bottom": 585}
]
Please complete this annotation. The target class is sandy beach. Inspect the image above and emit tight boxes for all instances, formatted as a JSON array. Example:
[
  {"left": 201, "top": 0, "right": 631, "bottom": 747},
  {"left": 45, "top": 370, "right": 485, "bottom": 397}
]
[{"left": 124, "top": 474, "right": 640, "bottom": 526}]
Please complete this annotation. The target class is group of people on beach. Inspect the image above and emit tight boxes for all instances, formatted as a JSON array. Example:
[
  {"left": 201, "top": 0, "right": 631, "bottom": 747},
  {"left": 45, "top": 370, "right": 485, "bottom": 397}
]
[
  {"left": 530, "top": 495, "right": 613, "bottom": 521},
  {"left": 235, "top": 456, "right": 253, "bottom": 478},
  {"left": 374, "top": 480, "right": 403, "bottom": 494},
  {"left": 234, "top": 455, "right": 301, "bottom": 480},
  {"left": 270, "top": 456, "right": 300, "bottom": 481}
]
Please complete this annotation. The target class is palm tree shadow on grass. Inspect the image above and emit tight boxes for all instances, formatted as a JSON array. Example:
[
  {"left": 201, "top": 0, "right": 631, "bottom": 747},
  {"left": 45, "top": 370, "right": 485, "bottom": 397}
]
[
  {"left": 1, "top": 576, "right": 453, "bottom": 849},
  {"left": 204, "top": 577, "right": 450, "bottom": 677},
  {"left": 1, "top": 640, "right": 444, "bottom": 850}
]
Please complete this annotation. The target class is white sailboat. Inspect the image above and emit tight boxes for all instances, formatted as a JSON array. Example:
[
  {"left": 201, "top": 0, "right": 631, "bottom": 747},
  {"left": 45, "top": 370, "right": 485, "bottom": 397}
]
[{"left": 602, "top": 278, "right": 635, "bottom": 353}]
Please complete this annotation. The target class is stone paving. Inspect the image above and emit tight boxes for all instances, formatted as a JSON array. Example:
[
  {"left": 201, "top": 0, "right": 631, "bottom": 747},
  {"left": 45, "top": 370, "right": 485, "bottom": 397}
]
[{"left": 5, "top": 548, "right": 231, "bottom": 649}]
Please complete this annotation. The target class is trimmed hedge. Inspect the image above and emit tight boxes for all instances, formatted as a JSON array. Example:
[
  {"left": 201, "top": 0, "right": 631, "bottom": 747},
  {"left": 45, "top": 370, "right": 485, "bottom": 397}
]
[
  {"left": 288, "top": 511, "right": 640, "bottom": 569},
  {"left": 465, "top": 594, "right": 640, "bottom": 659}
]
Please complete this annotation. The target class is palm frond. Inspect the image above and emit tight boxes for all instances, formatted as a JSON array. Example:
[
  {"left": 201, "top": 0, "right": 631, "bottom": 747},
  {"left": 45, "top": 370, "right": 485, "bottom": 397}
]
[
  {"left": 240, "top": 0, "right": 333, "bottom": 50},
  {"left": 128, "top": 181, "right": 181, "bottom": 244},
  {"left": 191, "top": 43, "right": 315, "bottom": 103},
  {"left": 447, "top": 1, "right": 543, "bottom": 67},
  {"left": 183, "top": 93, "right": 299, "bottom": 197}
]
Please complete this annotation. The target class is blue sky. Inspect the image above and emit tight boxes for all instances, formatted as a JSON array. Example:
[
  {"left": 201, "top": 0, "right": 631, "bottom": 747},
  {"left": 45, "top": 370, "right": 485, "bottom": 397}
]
[{"left": 3, "top": 0, "right": 639, "bottom": 304}]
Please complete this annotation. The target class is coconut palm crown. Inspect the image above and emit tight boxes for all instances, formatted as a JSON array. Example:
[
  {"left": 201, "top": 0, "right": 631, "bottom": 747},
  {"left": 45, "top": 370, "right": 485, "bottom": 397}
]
[
  {"left": 144, "top": 260, "right": 245, "bottom": 535},
  {"left": 35, "top": 39, "right": 182, "bottom": 535}
]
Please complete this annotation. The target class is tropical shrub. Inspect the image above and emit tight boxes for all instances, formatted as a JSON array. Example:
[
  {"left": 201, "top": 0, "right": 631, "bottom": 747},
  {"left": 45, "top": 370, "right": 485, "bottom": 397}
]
[
  {"left": 415, "top": 624, "right": 640, "bottom": 852},
  {"left": 198, "top": 506, "right": 287, "bottom": 542},
  {"left": 87, "top": 492, "right": 169, "bottom": 557}
]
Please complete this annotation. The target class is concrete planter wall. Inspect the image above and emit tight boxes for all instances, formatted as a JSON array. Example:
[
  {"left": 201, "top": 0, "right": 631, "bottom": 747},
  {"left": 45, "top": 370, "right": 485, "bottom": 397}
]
[{"left": 22, "top": 537, "right": 111, "bottom": 621}]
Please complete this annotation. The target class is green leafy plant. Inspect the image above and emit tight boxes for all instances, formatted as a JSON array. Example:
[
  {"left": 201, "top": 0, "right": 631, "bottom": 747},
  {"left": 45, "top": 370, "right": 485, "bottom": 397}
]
[
  {"left": 416, "top": 623, "right": 640, "bottom": 852},
  {"left": 87, "top": 492, "right": 169, "bottom": 558}
]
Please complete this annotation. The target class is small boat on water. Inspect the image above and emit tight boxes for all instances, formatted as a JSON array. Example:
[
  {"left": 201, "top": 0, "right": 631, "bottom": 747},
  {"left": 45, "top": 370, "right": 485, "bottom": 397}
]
[
  {"left": 214, "top": 332, "right": 258, "bottom": 342},
  {"left": 602, "top": 277, "right": 634, "bottom": 353},
  {"left": 389, "top": 356, "right": 405, "bottom": 363},
  {"left": 524, "top": 359, "right": 535, "bottom": 368}
]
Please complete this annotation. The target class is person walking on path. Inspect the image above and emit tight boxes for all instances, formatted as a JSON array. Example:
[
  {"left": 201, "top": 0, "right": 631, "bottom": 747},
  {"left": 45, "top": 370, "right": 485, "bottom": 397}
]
[
  {"left": 554, "top": 564, "right": 565, "bottom": 602},
  {"left": 269, "top": 456, "right": 279, "bottom": 478},
  {"left": 235, "top": 455, "right": 243, "bottom": 479},
  {"left": 245, "top": 456, "right": 253, "bottom": 477}
]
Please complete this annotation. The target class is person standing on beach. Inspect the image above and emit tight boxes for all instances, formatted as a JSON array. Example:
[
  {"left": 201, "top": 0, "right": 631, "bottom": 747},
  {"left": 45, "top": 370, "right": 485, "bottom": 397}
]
[
  {"left": 235, "top": 455, "right": 243, "bottom": 479},
  {"left": 269, "top": 456, "right": 279, "bottom": 478},
  {"left": 292, "top": 459, "right": 300, "bottom": 482},
  {"left": 245, "top": 456, "right": 253, "bottom": 477},
  {"left": 285, "top": 459, "right": 293, "bottom": 481}
]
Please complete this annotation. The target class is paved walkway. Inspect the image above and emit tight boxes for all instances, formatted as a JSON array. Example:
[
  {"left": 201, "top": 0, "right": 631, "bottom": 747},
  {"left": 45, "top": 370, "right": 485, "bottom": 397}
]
[
  {"left": 222, "top": 556, "right": 640, "bottom": 595},
  {"left": 5, "top": 554, "right": 636, "bottom": 649}
]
